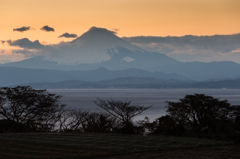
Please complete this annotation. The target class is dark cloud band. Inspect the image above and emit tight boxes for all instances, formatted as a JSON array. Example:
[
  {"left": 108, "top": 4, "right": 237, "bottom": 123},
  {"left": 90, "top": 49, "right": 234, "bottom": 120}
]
[
  {"left": 40, "top": 25, "right": 55, "bottom": 32},
  {"left": 7, "top": 38, "right": 44, "bottom": 49},
  {"left": 123, "top": 34, "right": 240, "bottom": 54},
  {"left": 13, "top": 26, "right": 32, "bottom": 32},
  {"left": 58, "top": 32, "right": 77, "bottom": 38}
]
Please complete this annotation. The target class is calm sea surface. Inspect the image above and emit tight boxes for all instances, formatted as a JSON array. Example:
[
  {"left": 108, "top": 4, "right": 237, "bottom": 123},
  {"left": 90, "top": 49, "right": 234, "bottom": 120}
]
[{"left": 48, "top": 89, "right": 240, "bottom": 121}]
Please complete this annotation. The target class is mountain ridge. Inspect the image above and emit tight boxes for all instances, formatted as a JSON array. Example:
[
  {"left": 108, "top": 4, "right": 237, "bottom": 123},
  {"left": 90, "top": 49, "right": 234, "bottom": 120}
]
[
  {"left": 0, "top": 66, "right": 188, "bottom": 86},
  {"left": 15, "top": 77, "right": 240, "bottom": 89}
]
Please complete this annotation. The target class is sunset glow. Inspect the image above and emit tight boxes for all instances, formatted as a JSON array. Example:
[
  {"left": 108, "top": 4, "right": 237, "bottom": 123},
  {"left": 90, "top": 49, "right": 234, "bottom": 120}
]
[
  {"left": 0, "top": 0, "right": 240, "bottom": 64},
  {"left": 1, "top": 0, "right": 239, "bottom": 44}
]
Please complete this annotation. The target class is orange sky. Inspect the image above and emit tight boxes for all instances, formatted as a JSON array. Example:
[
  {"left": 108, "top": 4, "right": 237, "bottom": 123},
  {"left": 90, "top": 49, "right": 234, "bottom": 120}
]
[{"left": 0, "top": 0, "right": 240, "bottom": 44}]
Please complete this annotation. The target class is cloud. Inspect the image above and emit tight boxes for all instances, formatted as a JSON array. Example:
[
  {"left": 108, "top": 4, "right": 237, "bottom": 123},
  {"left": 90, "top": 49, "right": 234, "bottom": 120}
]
[
  {"left": 3, "top": 28, "right": 240, "bottom": 65},
  {"left": 124, "top": 34, "right": 240, "bottom": 53},
  {"left": 123, "top": 34, "right": 240, "bottom": 63},
  {"left": 0, "top": 49, "right": 27, "bottom": 64},
  {"left": 111, "top": 28, "right": 119, "bottom": 34},
  {"left": 1, "top": 38, "right": 46, "bottom": 63},
  {"left": 58, "top": 32, "right": 77, "bottom": 38},
  {"left": 40, "top": 25, "right": 55, "bottom": 32},
  {"left": 123, "top": 56, "right": 135, "bottom": 62},
  {"left": 12, "top": 49, "right": 40, "bottom": 58},
  {"left": 13, "top": 26, "right": 33, "bottom": 32},
  {"left": 12, "top": 49, "right": 36, "bottom": 54},
  {"left": 7, "top": 38, "right": 44, "bottom": 50},
  {"left": 1, "top": 41, "right": 5, "bottom": 45},
  {"left": 231, "top": 49, "right": 240, "bottom": 53}
]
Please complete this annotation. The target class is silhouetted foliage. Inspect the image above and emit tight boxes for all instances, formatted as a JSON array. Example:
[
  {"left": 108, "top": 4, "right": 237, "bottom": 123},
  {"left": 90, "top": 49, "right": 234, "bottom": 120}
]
[
  {"left": 152, "top": 115, "right": 184, "bottom": 136},
  {"left": 81, "top": 111, "right": 116, "bottom": 133},
  {"left": 58, "top": 109, "right": 120, "bottom": 133},
  {"left": 2, "top": 87, "right": 239, "bottom": 143},
  {"left": 136, "top": 116, "right": 153, "bottom": 135},
  {"left": 0, "top": 86, "right": 65, "bottom": 132},
  {"left": 165, "top": 94, "right": 240, "bottom": 142},
  {"left": 93, "top": 98, "right": 152, "bottom": 134},
  {"left": 0, "top": 119, "right": 32, "bottom": 133},
  {"left": 94, "top": 98, "right": 152, "bottom": 123}
]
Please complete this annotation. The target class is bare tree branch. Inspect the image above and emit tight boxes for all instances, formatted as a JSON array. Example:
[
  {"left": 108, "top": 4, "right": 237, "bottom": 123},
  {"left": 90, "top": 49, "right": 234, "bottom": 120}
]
[{"left": 93, "top": 98, "right": 152, "bottom": 124}]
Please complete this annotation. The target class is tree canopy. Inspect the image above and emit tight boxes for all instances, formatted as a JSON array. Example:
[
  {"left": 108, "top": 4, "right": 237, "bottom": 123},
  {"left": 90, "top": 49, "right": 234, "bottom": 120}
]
[
  {"left": 93, "top": 98, "right": 152, "bottom": 124},
  {"left": 0, "top": 86, "right": 65, "bottom": 131},
  {"left": 165, "top": 94, "right": 239, "bottom": 137}
]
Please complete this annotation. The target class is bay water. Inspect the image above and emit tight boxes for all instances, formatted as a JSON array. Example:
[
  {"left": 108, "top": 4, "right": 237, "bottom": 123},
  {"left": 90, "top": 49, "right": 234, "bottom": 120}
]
[{"left": 48, "top": 89, "right": 240, "bottom": 121}]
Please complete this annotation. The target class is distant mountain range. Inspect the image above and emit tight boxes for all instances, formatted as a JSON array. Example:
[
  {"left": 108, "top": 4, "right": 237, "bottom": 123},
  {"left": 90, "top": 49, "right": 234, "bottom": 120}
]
[
  {"left": 1, "top": 27, "right": 240, "bottom": 87},
  {"left": 18, "top": 77, "right": 187, "bottom": 89},
  {"left": 0, "top": 67, "right": 188, "bottom": 87},
  {"left": 154, "top": 61, "right": 240, "bottom": 81},
  {"left": 187, "top": 78, "right": 240, "bottom": 89},
  {"left": 16, "top": 77, "right": 240, "bottom": 89}
]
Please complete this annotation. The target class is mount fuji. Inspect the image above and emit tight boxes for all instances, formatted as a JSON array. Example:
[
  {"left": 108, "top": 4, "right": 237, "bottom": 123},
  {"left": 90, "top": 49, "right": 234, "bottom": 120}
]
[
  {"left": 2, "top": 27, "right": 178, "bottom": 71},
  {"left": 2, "top": 27, "right": 240, "bottom": 82}
]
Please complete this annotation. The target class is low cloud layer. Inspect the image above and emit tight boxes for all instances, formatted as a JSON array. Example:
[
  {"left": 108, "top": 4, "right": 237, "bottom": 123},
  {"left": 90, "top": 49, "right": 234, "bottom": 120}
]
[
  {"left": 40, "top": 25, "right": 55, "bottom": 32},
  {"left": 0, "top": 49, "right": 26, "bottom": 64},
  {"left": 12, "top": 49, "right": 40, "bottom": 58},
  {"left": 13, "top": 26, "right": 33, "bottom": 32},
  {"left": 7, "top": 38, "right": 44, "bottom": 50},
  {"left": 58, "top": 32, "right": 77, "bottom": 38},
  {"left": 123, "top": 34, "right": 240, "bottom": 63},
  {"left": 1, "top": 30, "right": 240, "bottom": 64}
]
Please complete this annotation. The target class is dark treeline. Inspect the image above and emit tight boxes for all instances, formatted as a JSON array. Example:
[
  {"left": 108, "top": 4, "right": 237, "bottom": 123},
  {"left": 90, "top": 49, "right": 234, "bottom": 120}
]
[{"left": 0, "top": 86, "right": 239, "bottom": 143}]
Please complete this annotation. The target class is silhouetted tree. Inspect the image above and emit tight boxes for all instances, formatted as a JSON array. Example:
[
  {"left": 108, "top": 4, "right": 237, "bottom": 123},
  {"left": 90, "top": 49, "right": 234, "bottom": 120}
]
[
  {"left": 0, "top": 119, "right": 29, "bottom": 133},
  {"left": 58, "top": 109, "right": 89, "bottom": 132},
  {"left": 0, "top": 86, "right": 65, "bottom": 131},
  {"left": 94, "top": 98, "right": 152, "bottom": 123},
  {"left": 166, "top": 94, "right": 237, "bottom": 137},
  {"left": 153, "top": 115, "right": 183, "bottom": 135},
  {"left": 136, "top": 116, "right": 155, "bottom": 135},
  {"left": 58, "top": 109, "right": 119, "bottom": 133},
  {"left": 93, "top": 98, "right": 152, "bottom": 134}
]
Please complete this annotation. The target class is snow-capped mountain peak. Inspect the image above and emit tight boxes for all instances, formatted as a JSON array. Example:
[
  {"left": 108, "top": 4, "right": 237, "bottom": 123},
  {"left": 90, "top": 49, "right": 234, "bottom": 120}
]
[
  {"left": 2, "top": 26, "right": 178, "bottom": 70},
  {"left": 44, "top": 27, "right": 144, "bottom": 65}
]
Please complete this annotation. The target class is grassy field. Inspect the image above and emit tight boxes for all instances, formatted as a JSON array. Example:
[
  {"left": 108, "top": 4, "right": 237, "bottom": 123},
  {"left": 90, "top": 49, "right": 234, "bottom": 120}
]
[{"left": 0, "top": 133, "right": 232, "bottom": 159}]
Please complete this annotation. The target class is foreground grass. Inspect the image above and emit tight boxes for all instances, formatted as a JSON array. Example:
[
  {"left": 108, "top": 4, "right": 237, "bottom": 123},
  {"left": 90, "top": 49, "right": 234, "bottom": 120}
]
[{"left": 0, "top": 133, "right": 232, "bottom": 159}]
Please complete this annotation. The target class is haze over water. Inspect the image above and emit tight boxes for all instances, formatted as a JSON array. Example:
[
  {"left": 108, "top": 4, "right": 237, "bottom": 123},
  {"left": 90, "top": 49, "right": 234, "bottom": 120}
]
[{"left": 49, "top": 88, "right": 240, "bottom": 121}]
